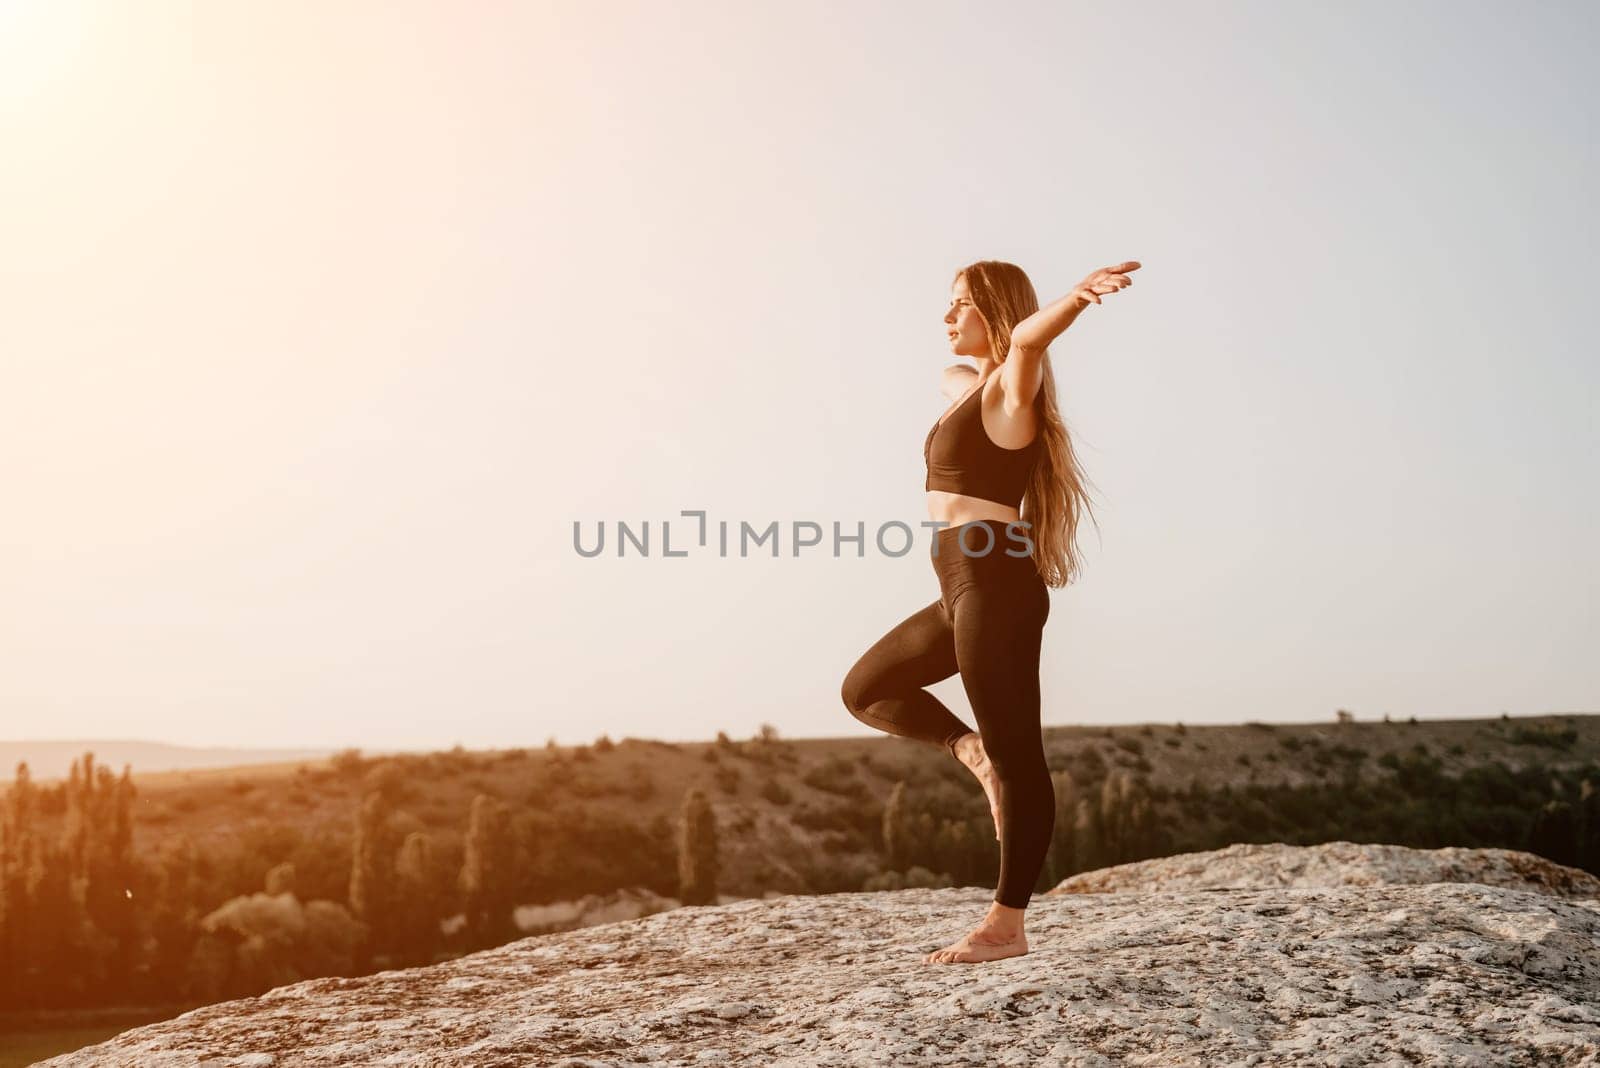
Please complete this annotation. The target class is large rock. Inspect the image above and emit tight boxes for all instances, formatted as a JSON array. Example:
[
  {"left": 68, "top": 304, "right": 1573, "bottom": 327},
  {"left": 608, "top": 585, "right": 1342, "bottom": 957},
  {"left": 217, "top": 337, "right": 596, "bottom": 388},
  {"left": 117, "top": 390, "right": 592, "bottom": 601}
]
[
  {"left": 39, "top": 843, "right": 1600, "bottom": 1066},
  {"left": 1051, "top": 840, "right": 1600, "bottom": 898}
]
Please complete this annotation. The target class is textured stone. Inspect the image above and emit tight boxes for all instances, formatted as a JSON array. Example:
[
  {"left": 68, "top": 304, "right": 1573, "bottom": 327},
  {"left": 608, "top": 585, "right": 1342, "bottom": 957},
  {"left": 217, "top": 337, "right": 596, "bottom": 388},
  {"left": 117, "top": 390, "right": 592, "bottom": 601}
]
[
  {"left": 38, "top": 842, "right": 1600, "bottom": 1067},
  {"left": 1050, "top": 840, "right": 1600, "bottom": 899}
]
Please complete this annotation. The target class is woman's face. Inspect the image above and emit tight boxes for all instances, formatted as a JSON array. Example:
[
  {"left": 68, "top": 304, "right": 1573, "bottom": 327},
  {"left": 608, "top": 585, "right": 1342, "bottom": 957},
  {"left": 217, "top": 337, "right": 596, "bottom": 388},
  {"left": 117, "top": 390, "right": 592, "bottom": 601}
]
[{"left": 944, "top": 275, "right": 989, "bottom": 358}]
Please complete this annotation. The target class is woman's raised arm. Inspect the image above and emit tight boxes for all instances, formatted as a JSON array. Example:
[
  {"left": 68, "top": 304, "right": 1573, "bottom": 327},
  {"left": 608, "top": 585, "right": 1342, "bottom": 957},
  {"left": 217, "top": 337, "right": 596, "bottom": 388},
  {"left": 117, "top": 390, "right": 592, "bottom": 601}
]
[{"left": 1003, "top": 260, "right": 1141, "bottom": 408}]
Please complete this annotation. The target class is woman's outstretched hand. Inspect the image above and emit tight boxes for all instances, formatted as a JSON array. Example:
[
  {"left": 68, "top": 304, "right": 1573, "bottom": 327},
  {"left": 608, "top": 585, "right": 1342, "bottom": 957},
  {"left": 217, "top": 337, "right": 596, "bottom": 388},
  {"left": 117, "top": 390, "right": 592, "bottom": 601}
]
[{"left": 1073, "top": 260, "right": 1141, "bottom": 306}]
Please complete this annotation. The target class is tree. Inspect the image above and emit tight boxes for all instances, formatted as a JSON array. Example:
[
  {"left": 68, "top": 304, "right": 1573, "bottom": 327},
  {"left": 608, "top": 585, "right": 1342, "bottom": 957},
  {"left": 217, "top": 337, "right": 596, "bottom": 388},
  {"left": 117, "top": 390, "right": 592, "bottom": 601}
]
[
  {"left": 1097, "top": 772, "right": 1129, "bottom": 862},
  {"left": 1528, "top": 799, "right": 1578, "bottom": 867},
  {"left": 148, "top": 835, "right": 200, "bottom": 997},
  {"left": 677, "top": 788, "right": 719, "bottom": 905},
  {"left": 265, "top": 862, "right": 297, "bottom": 896},
  {"left": 460, "top": 795, "right": 517, "bottom": 946},
  {"left": 0, "top": 762, "right": 40, "bottom": 1006},
  {"left": 1074, "top": 796, "right": 1102, "bottom": 874},
  {"left": 882, "top": 782, "right": 910, "bottom": 870},
  {"left": 1044, "top": 769, "right": 1080, "bottom": 885},
  {"left": 394, "top": 831, "right": 447, "bottom": 967},
  {"left": 57, "top": 753, "right": 130, "bottom": 999},
  {"left": 1578, "top": 778, "right": 1600, "bottom": 873},
  {"left": 349, "top": 791, "right": 400, "bottom": 965},
  {"left": 101, "top": 765, "right": 140, "bottom": 994},
  {"left": 933, "top": 818, "right": 982, "bottom": 887},
  {"left": 23, "top": 833, "right": 99, "bottom": 1005},
  {"left": 192, "top": 890, "right": 366, "bottom": 1001}
]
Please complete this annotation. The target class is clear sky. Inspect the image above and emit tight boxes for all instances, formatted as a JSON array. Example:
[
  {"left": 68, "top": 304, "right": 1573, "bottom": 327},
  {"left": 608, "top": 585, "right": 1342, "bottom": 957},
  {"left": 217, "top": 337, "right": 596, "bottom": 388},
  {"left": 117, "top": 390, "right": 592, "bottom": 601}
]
[{"left": 2, "top": 1, "right": 1594, "bottom": 751}]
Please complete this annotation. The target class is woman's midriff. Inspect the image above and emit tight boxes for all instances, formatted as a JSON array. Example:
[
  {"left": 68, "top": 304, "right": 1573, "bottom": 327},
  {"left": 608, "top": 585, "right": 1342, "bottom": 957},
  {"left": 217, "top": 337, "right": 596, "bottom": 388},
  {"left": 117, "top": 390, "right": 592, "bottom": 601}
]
[{"left": 925, "top": 490, "right": 1022, "bottom": 529}]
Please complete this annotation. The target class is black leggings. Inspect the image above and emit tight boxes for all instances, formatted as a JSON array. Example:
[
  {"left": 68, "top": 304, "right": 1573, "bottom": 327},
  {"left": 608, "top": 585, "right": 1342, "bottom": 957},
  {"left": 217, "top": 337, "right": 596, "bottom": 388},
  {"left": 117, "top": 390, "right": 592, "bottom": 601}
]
[{"left": 841, "top": 520, "right": 1053, "bottom": 909}]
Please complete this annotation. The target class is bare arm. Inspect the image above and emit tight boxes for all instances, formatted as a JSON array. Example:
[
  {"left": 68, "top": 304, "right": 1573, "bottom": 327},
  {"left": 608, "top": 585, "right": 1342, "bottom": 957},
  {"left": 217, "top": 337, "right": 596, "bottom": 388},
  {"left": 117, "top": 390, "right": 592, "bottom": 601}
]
[{"left": 1003, "top": 260, "right": 1141, "bottom": 409}]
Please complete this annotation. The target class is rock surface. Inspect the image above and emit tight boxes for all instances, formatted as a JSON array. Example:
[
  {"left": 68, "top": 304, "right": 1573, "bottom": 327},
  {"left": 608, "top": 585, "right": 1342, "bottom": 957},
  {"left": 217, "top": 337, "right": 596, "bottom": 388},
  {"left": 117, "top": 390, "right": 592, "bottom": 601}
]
[
  {"left": 1051, "top": 840, "right": 1600, "bottom": 899},
  {"left": 39, "top": 842, "right": 1600, "bottom": 1067}
]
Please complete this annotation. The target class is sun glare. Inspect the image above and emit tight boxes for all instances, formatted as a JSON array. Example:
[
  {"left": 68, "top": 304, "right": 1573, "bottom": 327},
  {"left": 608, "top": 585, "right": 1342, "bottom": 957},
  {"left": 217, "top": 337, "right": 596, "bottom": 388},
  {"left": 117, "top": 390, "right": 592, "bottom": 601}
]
[{"left": 0, "top": 0, "right": 93, "bottom": 106}]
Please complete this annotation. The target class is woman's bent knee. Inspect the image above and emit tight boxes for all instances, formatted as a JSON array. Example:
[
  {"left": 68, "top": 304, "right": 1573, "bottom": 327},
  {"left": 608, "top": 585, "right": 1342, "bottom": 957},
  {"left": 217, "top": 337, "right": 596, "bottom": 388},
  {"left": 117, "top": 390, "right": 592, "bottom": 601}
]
[
  {"left": 840, "top": 667, "right": 866, "bottom": 715},
  {"left": 842, "top": 643, "right": 891, "bottom": 714}
]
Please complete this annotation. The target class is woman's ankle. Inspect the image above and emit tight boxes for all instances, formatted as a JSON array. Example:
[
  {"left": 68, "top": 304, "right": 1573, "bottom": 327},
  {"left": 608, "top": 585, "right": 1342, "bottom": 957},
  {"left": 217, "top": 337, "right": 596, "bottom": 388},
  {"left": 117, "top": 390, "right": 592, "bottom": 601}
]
[{"left": 986, "top": 900, "right": 1027, "bottom": 930}]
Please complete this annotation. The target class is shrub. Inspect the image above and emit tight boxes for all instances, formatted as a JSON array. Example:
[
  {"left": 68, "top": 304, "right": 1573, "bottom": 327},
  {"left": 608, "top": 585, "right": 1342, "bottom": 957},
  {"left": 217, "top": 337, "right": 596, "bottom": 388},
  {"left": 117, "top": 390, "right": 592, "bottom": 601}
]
[
  {"left": 1067, "top": 745, "right": 1108, "bottom": 784},
  {"left": 862, "top": 865, "right": 953, "bottom": 891},
  {"left": 1116, "top": 753, "right": 1153, "bottom": 774},
  {"left": 792, "top": 800, "right": 860, "bottom": 834},
  {"left": 792, "top": 847, "right": 873, "bottom": 894},
  {"left": 627, "top": 764, "right": 657, "bottom": 801},
  {"left": 440, "top": 745, "right": 478, "bottom": 774},
  {"left": 330, "top": 748, "right": 366, "bottom": 776},
  {"left": 801, "top": 755, "right": 867, "bottom": 800},
  {"left": 759, "top": 779, "right": 792, "bottom": 805},
  {"left": 364, "top": 761, "right": 408, "bottom": 803},
  {"left": 1508, "top": 725, "right": 1577, "bottom": 751},
  {"left": 568, "top": 771, "right": 622, "bottom": 800}
]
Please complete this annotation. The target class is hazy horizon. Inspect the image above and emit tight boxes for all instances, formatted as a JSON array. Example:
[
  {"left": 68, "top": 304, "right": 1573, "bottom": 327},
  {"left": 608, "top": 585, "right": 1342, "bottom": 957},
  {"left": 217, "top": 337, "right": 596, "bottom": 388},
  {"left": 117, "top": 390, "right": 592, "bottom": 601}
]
[
  {"left": 2, "top": 708, "right": 1591, "bottom": 785},
  {"left": 3, "top": 1, "right": 1595, "bottom": 750}
]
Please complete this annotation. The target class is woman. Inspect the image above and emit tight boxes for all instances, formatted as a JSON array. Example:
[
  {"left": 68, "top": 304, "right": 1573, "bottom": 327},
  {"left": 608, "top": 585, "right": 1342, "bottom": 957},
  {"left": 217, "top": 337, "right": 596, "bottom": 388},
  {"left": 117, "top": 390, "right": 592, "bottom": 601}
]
[{"left": 840, "top": 258, "right": 1140, "bottom": 964}]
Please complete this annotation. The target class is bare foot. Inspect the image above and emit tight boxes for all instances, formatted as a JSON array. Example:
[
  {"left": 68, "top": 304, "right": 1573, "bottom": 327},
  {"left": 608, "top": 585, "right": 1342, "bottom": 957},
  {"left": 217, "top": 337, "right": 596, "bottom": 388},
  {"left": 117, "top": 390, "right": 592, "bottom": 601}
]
[
  {"left": 953, "top": 731, "right": 1001, "bottom": 840},
  {"left": 924, "top": 919, "right": 1028, "bottom": 964}
]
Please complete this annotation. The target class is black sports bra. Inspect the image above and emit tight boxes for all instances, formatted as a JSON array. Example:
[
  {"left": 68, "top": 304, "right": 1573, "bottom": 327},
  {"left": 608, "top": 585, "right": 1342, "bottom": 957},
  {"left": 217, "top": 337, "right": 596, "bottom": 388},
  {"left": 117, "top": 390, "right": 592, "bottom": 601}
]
[{"left": 923, "top": 377, "right": 1039, "bottom": 509}]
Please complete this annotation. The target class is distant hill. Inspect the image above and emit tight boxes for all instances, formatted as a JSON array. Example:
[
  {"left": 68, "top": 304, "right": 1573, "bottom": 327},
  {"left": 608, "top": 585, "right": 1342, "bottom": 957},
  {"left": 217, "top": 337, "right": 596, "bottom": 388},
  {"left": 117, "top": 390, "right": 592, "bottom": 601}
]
[{"left": 0, "top": 740, "right": 347, "bottom": 783}]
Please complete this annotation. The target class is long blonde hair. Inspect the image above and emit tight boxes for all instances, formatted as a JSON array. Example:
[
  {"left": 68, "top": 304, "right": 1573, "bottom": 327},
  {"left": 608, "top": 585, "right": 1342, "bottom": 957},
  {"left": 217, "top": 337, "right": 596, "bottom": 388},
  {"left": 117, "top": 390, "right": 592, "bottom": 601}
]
[{"left": 957, "top": 260, "right": 1100, "bottom": 588}]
